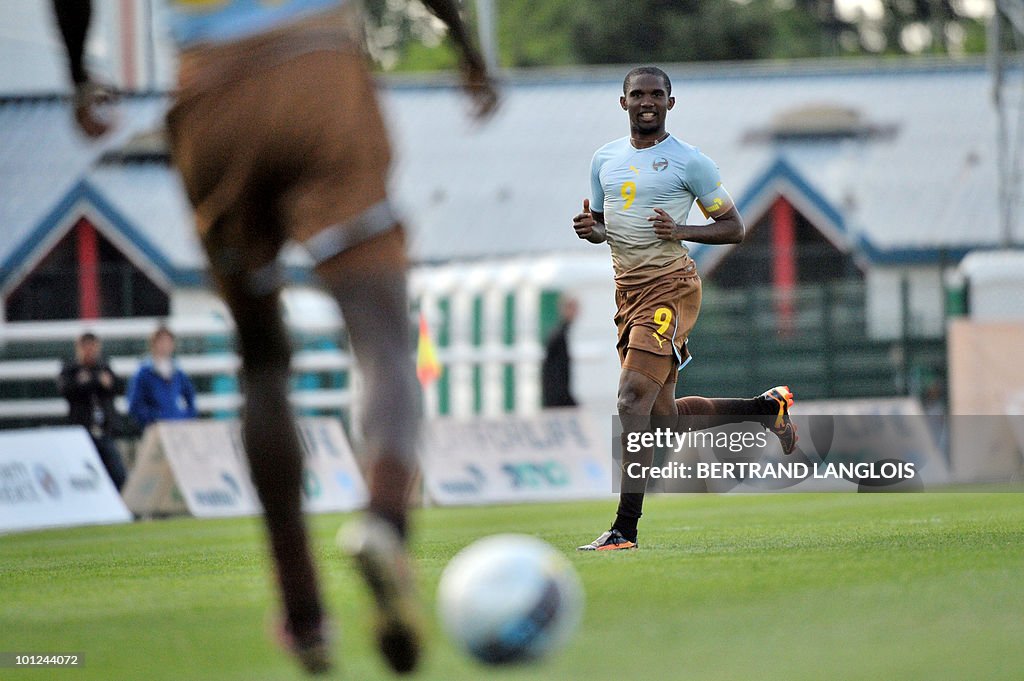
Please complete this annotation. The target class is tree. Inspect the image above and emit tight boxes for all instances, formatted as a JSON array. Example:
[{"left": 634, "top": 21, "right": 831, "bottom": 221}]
[
  {"left": 568, "top": 0, "right": 824, "bottom": 64},
  {"left": 360, "top": 0, "right": 993, "bottom": 72}
]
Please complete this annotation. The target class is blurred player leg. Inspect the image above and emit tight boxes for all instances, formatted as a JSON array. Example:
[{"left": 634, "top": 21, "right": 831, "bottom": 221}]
[
  {"left": 316, "top": 228, "right": 418, "bottom": 532},
  {"left": 203, "top": 226, "right": 330, "bottom": 674},
  {"left": 167, "top": 52, "right": 333, "bottom": 671},
  {"left": 316, "top": 227, "right": 423, "bottom": 674}
]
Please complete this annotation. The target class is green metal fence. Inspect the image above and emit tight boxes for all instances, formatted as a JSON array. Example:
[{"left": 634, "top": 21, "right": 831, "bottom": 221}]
[{"left": 679, "top": 279, "right": 946, "bottom": 401}]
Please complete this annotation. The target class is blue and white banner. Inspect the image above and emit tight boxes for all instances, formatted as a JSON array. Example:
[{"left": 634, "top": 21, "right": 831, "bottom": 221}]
[
  {"left": 421, "top": 409, "right": 613, "bottom": 506},
  {"left": 122, "top": 418, "right": 368, "bottom": 518},
  {"left": 0, "top": 427, "right": 132, "bottom": 534}
]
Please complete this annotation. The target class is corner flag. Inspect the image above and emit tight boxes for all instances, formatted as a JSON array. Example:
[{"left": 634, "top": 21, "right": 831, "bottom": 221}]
[{"left": 416, "top": 312, "right": 442, "bottom": 386}]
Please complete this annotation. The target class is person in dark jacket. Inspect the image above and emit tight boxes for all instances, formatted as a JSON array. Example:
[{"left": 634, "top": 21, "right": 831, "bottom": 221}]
[
  {"left": 542, "top": 296, "right": 579, "bottom": 408},
  {"left": 128, "top": 325, "right": 197, "bottom": 429},
  {"left": 57, "top": 332, "right": 127, "bottom": 490}
]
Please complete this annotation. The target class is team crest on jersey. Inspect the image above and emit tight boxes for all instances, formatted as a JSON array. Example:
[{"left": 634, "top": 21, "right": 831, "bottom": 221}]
[{"left": 652, "top": 157, "right": 669, "bottom": 172}]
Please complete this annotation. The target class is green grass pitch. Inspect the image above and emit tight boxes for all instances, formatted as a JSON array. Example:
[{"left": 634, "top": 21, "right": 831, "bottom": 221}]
[{"left": 2, "top": 493, "right": 1023, "bottom": 680}]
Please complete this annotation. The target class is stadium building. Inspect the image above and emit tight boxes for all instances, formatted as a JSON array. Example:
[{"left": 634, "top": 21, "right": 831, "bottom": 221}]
[{"left": 1, "top": 58, "right": 1018, "bottom": 424}]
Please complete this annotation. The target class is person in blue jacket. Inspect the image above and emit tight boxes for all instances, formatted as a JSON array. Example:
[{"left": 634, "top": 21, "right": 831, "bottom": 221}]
[{"left": 128, "top": 325, "right": 197, "bottom": 428}]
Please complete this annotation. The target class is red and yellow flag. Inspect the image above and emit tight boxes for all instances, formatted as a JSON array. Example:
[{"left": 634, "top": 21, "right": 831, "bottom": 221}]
[{"left": 416, "top": 312, "right": 442, "bottom": 386}]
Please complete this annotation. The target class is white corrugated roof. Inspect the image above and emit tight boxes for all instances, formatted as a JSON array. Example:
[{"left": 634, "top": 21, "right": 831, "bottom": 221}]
[
  {"left": 0, "top": 97, "right": 169, "bottom": 262},
  {"left": 88, "top": 163, "right": 202, "bottom": 268}
]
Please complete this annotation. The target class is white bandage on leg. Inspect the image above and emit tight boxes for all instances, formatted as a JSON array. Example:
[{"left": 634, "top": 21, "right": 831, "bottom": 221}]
[
  {"left": 303, "top": 200, "right": 399, "bottom": 266},
  {"left": 247, "top": 261, "right": 285, "bottom": 297}
]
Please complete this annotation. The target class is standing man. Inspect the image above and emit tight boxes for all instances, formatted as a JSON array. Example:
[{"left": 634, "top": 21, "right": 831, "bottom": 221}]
[
  {"left": 128, "top": 325, "right": 198, "bottom": 429},
  {"left": 57, "top": 332, "right": 127, "bottom": 490},
  {"left": 541, "top": 295, "right": 579, "bottom": 408},
  {"left": 52, "top": 0, "right": 497, "bottom": 675},
  {"left": 572, "top": 66, "right": 797, "bottom": 551}
]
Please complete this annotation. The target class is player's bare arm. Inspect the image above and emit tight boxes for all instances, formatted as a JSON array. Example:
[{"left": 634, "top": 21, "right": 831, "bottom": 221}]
[
  {"left": 419, "top": 0, "right": 499, "bottom": 119},
  {"left": 572, "top": 199, "right": 607, "bottom": 244},
  {"left": 649, "top": 205, "right": 745, "bottom": 245},
  {"left": 52, "top": 0, "right": 113, "bottom": 138}
]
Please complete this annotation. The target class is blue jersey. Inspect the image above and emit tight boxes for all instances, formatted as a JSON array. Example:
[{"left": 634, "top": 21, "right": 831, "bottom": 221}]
[
  {"left": 167, "top": 0, "right": 346, "bottom": 48},
  {"left": 590, "top": 134, "right": 732, "bottom": 287}
]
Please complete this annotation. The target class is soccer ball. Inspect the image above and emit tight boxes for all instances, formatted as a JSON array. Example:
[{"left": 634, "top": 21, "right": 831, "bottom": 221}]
[{"left": 437, "top": 534, "right": 584, "bottom": 665}]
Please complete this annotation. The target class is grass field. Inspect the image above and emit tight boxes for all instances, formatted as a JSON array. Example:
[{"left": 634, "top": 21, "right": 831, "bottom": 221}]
[{"left": 2, "top": 493, "right": 1023, "bottom": 681}]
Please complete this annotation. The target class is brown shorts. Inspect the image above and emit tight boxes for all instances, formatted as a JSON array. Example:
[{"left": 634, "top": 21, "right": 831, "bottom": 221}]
[
  {"left": 615, "top": 273, "right": 702, "bottom": 385},
  {"left": 166, "top": 24, "right": 393, "bottom": 280}
]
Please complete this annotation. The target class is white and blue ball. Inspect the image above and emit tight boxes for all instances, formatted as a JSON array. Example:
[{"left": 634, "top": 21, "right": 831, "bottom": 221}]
[{"left": 437, "top": 534, "right": 584, "bottom": 665}]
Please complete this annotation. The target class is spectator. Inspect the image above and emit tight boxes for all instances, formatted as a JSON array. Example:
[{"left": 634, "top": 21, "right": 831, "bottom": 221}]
[
  {"left": 128, "top": 325, "right": 198, "bottom": 429},
  {"left": 542, "top": 296, "right": 580, "bottom": 407},
  {"left": 57, "top": 332, "right": 127, "bottom": 490},
  {"left": 923, "top": 377, "right": 948, "bottom": 460}
]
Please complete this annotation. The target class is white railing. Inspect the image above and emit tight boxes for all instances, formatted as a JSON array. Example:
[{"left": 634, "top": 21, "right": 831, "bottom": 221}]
[
  {"left": 0, "top": 253, "right": 621, "bottom": 424},
  {"left": 0, "top": 390, "right": 353, "bottom": 419},
  {"left": 0, "top": 314, "right": 341, "bottom": 342},
  {"left": 0, "top": 350, "right": 353, "bottom": 381}
]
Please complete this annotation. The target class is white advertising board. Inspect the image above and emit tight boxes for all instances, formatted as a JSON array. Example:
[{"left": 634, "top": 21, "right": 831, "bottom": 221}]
[
  {"left": 122, "top": 418, "right": 368, "bottom": 518},
  {"left": 0, "top": 427, "right": 133, "bottom": 534},
  {"left": 421, "top": 408, "right": 613, "bottom": 506}
]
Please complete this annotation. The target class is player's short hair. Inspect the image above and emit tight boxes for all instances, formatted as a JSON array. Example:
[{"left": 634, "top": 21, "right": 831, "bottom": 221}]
[
  {"left": 78, "top": 331, "right": 99, "bottom": 344},
  {"left": 623, "top": 66, "right": 672, "bottom": 96}
]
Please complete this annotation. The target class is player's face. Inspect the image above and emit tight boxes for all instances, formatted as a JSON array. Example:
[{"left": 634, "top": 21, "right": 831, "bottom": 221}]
[{"left": 620, "top": 74, "right": 674, "bottom": 136}]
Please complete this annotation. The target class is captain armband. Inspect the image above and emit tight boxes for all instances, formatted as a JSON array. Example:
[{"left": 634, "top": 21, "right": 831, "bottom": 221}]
[{"left": 695, "top": 185, "right": 734, "bottom": 219}]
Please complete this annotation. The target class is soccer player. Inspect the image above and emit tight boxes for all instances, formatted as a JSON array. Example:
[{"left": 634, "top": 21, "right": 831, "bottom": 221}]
[
  {"left": 52, "top": 0, "right": 497, "bottom": 675},
  {"left": 571, "top": 66, "right": 797, "bottom": 551}
]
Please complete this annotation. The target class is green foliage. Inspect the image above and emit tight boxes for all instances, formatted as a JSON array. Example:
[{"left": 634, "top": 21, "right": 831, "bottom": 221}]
[
  {"left": 961, "top": 17, "right": 990, "bottom": 54},
  {"left": 498, "top": 0, "right": 582, "bottom": 66},
  {"left": 400, "top": 38, "right": 460, "bottom": 70},
  {"left": 361, "top": 0, "right": 990, "bottom": 73},
  {"left": 569, "top": 0, "right": 811, "bottom": 63}
]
